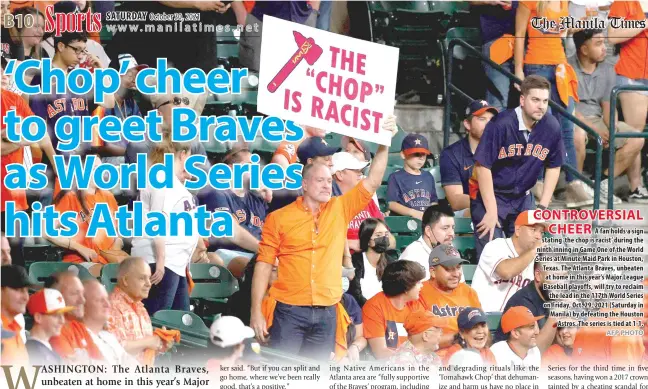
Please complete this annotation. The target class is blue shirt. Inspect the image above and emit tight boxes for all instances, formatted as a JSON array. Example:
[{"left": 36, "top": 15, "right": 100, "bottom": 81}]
[
  {"left": 493, "top": 281, "right": 548, "bottom": 343},
  {"left": 252, "top": 1, "right": 313, "bottom": 24},
  {"left": 472, "top": 107, "right": 565, "bottom": 198},
  {"left": 477, "top": 2, "right": 518, "bottom": 44},
  {"left": 387, "top": 169, "right": 438, "bottom": 214},
  {"left": 439, "top": 137, "right": 474, "bottom": 195},
  {"left": 342, "top": 293, "right": 362, "bottom": 325},
  {"left": 198, "top": 189, "right": 267, "bottom": 252}
]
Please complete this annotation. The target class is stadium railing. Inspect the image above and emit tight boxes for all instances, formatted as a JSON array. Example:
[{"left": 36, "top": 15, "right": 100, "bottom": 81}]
[
  {"left": 607, "top": 84, "right": 648, "bottom": 210},
  {"left": 443, "top": 38, "right": 606, "bottom": 210}
]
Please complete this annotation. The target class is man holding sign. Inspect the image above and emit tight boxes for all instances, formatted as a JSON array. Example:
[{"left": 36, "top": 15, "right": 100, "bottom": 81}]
[{"left": 250, "top": 116, "right": 397, "bottom": 360}]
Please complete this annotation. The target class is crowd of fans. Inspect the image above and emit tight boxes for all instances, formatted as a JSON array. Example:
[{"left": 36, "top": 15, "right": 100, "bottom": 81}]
[{"left": 0, "top": 0, "right": 647, "bottom": 371}]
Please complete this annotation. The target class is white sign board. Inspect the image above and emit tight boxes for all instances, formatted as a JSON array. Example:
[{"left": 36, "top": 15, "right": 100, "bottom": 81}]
[{"left": 257, "top": 16, "right": 399, "bottom": 146}]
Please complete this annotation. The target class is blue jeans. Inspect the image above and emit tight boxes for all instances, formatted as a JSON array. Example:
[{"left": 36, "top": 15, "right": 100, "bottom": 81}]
[
  {"left": 316, "top": 0, "right": 332, "bottom": 31},
  {"left": 269, "top": 302, "right": 337, "bottom": 361},
  {"left": 482, "top": 39, "right": 513, "bottom": 111},
  {"left": 471, "top": 193, "right": 535, "bottom": 260},
  {"left": 143, "top": 264, "right": 190, "bottom": 316},
  {"left": 524, "top": 64, "right": 577, "bottom": 183}
]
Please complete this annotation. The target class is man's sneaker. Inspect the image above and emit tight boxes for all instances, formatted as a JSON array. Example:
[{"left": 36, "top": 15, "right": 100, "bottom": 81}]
[
  {"left": 565, "top": 181, "right": 594, "bottom": 208},
  {"left": 599, "top": 179, "right": 623, "bottom": 205},
  {"left": 628, "top": 186, "right": 648, "bottom": 204}
]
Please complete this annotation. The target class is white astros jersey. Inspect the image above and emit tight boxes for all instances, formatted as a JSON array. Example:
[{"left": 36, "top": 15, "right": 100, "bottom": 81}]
[
  {"left": 470, "top": 237, "right": 535, "bottom": 312},
  {"left": 131, "top": 175, "right": 200, "bottom": 277}
]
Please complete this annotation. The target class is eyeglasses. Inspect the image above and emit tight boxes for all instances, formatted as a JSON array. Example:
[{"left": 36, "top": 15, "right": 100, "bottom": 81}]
[
  {"left": 157, "top": 96, "right": 191, "bottom": 109},
  {"left": 65, "top": 44, "right": 87, "bottom": 55}
]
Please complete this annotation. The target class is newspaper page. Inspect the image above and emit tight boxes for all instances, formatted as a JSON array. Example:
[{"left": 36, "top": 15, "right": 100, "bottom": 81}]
[{"left": 0, "top": 1, "right": 646, "bottom": 389}]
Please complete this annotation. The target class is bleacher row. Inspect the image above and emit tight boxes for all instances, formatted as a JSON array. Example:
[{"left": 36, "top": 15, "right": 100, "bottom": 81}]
[{"left": 23, "top": 260, "right": 501, "bottom": 360}]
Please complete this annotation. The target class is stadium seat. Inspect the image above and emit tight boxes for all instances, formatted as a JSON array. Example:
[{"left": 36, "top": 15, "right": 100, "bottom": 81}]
[
  {"left": 387, "top": 153, "right": 404, "bottom": 167},
  {"left": 189, "top": 264, "right": 240, "bottom": 303},
  {"left": 382, "top": 166, "right": 402, "bottom": 184},
  {"left": 385, "top": 216, "right": 422, "bottom": 235},
  {"left": 485, "top": 312, "right": 502, "bottom": 332},
  {"left": 216, "top": 28, "right": 240, "bottom": 62},
  {"left": 454, "top": 217, "right": 473, "bottom": 235},
  {"left": 28, "top": 262, "right": 94, "bottom": 287},
  {"left": 462, "top": 264, "right": 477, "bottom": 285},
  {"left": 389, "top": 125, "right": 407, "bottom": 154},
  {"left": 453, "top": 236, "right": 477, "bottom": 263},
  {"left": 426, "top": 166, "right": 446, "bottom": 200},
  {"left": 151, "top": 310, "right": 210, "bottom": 349},
  {"left": 376, "top": 185, "right": 389, "bottom": 213},
  {"left": 395, "top": 234, "right": 418, "bottom": 253},
  {"left": 100, "top": 263, "right": 119, "bottom": 294},
  {"left": 22, "top": 242, "right": 62, "bottom": 266}
]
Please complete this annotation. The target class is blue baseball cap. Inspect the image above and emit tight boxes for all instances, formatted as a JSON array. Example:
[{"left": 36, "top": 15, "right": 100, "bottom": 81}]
[
  {"left": 457, "top": 307, "right": 488, "bottom": 331},
  {"left": 465, "top": 99, "right": 498, "bottom": 119},
  {"left": 401, "top": 133, "right": 431, "bottom": 156},
  {"left": 297, "top": 137, "right": 340, "bottom": 164}
]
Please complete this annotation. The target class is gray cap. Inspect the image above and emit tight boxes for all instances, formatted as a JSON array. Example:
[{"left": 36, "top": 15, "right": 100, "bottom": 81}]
[{"left": 429, "top": 244, "right": 468, "bottom": 267}]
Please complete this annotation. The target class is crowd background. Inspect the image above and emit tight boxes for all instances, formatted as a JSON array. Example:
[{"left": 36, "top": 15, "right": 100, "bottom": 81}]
[{"left": 0, "top": 0, "right": 647, "bottom": 370}]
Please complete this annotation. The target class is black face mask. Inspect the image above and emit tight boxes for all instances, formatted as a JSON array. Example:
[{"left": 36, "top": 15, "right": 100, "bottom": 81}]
[{"left": 372, "top": 236, "right": 390, "bottom": 253}]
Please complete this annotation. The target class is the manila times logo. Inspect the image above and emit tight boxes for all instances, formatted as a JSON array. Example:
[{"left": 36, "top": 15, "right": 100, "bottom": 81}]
[{"left": 1, "top": 366, "right": 40, "bottom": 389}]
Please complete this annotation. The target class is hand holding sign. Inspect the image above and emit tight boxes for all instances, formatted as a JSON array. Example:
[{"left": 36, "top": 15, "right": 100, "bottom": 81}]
[{"left": 258, "top": 17, "right": 399, "bottom": 147}]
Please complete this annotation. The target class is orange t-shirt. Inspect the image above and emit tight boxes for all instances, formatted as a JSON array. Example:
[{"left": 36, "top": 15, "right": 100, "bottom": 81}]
[
  {"left": 418, "top": 281, "right": 482, "bottom": 334},
  {"left": 441, "top": 343, "right": 496, "bottom": 366},
  {"left": 272, "top": 141, "right": 299, "bottom": 165},
  {"left": 1, "top": 314, "right": 29, "bottom": 366},
  {"left": 610, "top": 1, "right": 648, "bottom": 80},
  {"left": 362, "top": 292, "right": 423, "bottom": 350},
  {"left": 50, "top": 318, "right": 103, "bottom": 360},
  {"left": 258, "top": 182, "right": 373, "bottom": 307},
  {"left": 572, "top": 312, "right": 645, "bottom": 366},
  {"left": 521, "top": 1, "right": 569, "bottom": 65},
  {"left": 542, "top": 344, "right": 571, "bottom": 366},
  {"left": 1, "top": 89, "right": 32, "bottom": 212},
  {"left": 54, "top": 190, "right": 119, "bottom": 264}
]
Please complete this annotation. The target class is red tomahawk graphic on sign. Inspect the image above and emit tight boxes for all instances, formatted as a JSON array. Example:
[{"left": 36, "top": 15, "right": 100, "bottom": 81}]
[{"left": 267, "top": 30, "right": 323, "bottom": 93}]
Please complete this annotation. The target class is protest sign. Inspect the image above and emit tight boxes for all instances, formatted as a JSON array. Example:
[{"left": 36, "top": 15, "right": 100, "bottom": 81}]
[{"left": 257, "top": 16, "right": 399, "bottom": 146}]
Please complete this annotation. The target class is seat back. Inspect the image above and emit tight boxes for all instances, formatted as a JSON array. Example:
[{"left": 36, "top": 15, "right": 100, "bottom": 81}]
[
  {"left": 384, "top": 216, "right": 422, "bottom": 235},
  {"left": 28, "top": 262, "right": 94, "bottom": 287},
  {"left": 462, "top": 264, "right": 477, "bottom": 285},
  {"left": 189, "top": 264, "right": 240, "bottom": 299},
  {"left": 100, "top": 263, "right": 120, "bottom": 294}
]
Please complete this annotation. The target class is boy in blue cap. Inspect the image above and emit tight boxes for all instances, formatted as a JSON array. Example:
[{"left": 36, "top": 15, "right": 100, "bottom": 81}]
[{"left": 387, "top": 134, "right": 438, "bottom": 219}]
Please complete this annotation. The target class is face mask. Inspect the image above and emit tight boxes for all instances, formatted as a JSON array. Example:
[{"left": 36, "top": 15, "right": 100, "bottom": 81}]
[{"left": 372, "top": 236, "right": 390, "bottom": 253}]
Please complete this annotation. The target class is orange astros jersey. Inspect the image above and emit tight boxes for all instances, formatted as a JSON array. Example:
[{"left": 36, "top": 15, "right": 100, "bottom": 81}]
[
  {"left": 362, "top": 292, "right": 423, "bottom": 350},
  {"left": 418, "top": 281, "right": 482, "bottom": 334},
  {"left": 1, "top": 90, "right": 33, "bottom": 212}
]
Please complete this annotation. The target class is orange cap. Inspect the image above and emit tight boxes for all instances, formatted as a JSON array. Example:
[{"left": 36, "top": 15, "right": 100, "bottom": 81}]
[
  {"left": 404, "top": 310, "right": 448, "bottom": 335},
  {"left": 501, "top": 306, "right": 544, "bottom": 334},
  {"left": 515, "top": 210, "right": 549, "bottom": 228},
  {"left": 27, "top": 288, "right": 75, "bottom": 316}
]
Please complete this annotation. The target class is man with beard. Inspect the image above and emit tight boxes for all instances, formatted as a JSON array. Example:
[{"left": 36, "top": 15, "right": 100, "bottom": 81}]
[
  {"left": 470, "top": 75, "right": 564, "bottom": 259},
  {"left": 493, "top": 261, "right": 557, "bottom": 353}
]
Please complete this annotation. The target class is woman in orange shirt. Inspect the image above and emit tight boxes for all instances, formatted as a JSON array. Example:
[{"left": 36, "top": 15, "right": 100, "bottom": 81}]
[
  {"left": 607, "top": 1, "right": 648, "bottom": 138},
  {"left": 46, "top": 155, "right": 122, "bottom": 277},
  {"left": 441, "top": 307, "right": 496, "bottom": 365},
  {"left": 515, "top": 1, "right": 587, "bottom": 205}
]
